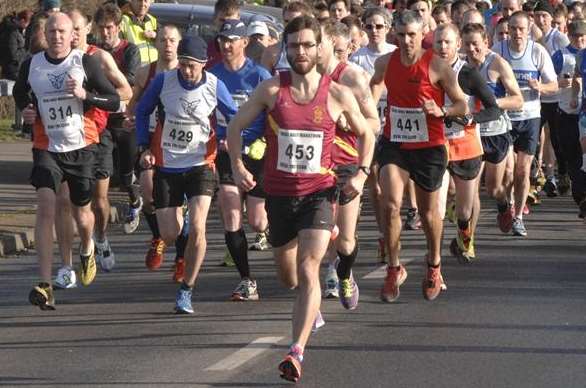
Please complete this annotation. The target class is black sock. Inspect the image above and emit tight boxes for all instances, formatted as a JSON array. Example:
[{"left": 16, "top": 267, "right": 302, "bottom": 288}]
[
  {"left": 496, "top": 201, "right": 509, "bottom": 213},
  {"left": 337, "top": 244, "right": 358, "bottom": 280},
  {"left": 457, "top": 218, "right": 470, "bottom": 231},
  {"left": 225, "top": 229, "right": 250, "bottom": 279},
  {"left": 144, "top": 209, "right": 160, "bottom": 239},
  {"left": 175, "top": 233, "right": 187, "bottom": 260}
]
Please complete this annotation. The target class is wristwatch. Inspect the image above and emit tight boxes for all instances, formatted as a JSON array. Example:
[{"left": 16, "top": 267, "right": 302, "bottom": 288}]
[{"left": 358, "top": 165, "right": 371, "bottom": 176}]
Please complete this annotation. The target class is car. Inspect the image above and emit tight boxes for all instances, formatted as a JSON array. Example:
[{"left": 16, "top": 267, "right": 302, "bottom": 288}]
[{"left": 149, "top": 0, "right": 283, "bottom": 43}]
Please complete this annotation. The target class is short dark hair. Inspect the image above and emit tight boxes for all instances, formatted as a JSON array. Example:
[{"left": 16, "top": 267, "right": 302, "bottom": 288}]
[
  {"left": 341, "top": 14, "right": 361, "bottom": 29},
  {"left": 432, "top": 4, "right": 449, "bottom": 16},
  {"left": 284, "top": 1, "right": 314, "bottom": 17},
  {"left": 407, "top": 0, "right": 430, "bottom": 10},
  {"left": 461, "top": 22, "right": 487, "bottom": 39},
  {"left": 451, "top": 0, "right": 471, "bottom": 14},
  {"left": 284, "top": 15, "right": 322, "bottom": 43},
  {"left": 94, "top": 3, "right": 123, "bottom": 25},
  {"left": 509, "top": 10, "right": 531, "bottom": 24},
  {"left": 214, "top": 0, "right": 240, "bottom": 17},
  {"left": 327, "top": 0, "right": 351, "bottom": 11}
]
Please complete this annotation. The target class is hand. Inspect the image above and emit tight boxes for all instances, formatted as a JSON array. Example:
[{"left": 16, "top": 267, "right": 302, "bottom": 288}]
[
  {"left": 65, "top": 75, "right": 86, "bottom": 100},
  {"left": 570, "top": 98, "right": 579, "bottom": 109},
  {"left": 144, "top": 30, "right": 156, "bottom": 39},
  {"left": 558, "top": 77, "right": 572, "bottom": 88},
  {"left": 122, "top": 114, "right": 135, "bottom": 129},
  {"left": 22, "top": 104, "right": 37, "bottom": 125},
  {"left": 232, "top": 162, "right": 256, "bottom": 192},
  {"left": 528, "top": 78, "right": 541, "bottom": 93},
  {"left": 337, "top": 114, "right": 350, "bottom": 132},
  {"left": 218, "top": 139, "right": 228, "bottom": 152},
  {"left": 342, "top": 171, "right": 367, "bottom": 200},
  {"left": 422, "top": 99, "right": 443, "bottom": 118},
  {"left": 140, "top": 149, "right": 155, "bottom": 169}
]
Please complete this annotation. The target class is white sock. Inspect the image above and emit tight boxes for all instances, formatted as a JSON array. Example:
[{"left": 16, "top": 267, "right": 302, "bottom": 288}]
[{"left": 81, "top": 240, "right": 94, "bottom": 256}]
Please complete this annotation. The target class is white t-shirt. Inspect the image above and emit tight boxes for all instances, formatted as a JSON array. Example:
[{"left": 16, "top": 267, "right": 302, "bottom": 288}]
[{"left": 350, "top": 43, "right": 397, "bottom": 76}]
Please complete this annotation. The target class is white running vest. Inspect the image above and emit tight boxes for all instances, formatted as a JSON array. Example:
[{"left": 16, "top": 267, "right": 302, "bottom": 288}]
[
  {"left": 557, "top": 46, "right": 579, "bottom": 115},
  {"left": 496, "top": 40, "right": 541, "bottom": 121},
  {"left": 443, "top": 59, "right": 478, "bottom": 140},
  {"left": 541, "top": 29, "right": 568, "bottom": 103},
  {"left": 158, "top": 71, "right": 218, "bottom": 169},
  {"left": 28, "top": 50, "right": 87, "bottom": 153},
  {"left": 477, "top": 52, "right": 511, "bottom": 136}
]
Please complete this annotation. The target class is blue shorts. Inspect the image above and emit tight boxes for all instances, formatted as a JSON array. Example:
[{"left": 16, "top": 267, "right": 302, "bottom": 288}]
[{"left": 510, "top": 118, "right": 541, "bottom": 156}]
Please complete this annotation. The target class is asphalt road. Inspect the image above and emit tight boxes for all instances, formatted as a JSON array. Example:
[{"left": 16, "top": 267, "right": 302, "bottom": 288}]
[{"left": 1, "top": 195, "right": 585, "bottom": 387}]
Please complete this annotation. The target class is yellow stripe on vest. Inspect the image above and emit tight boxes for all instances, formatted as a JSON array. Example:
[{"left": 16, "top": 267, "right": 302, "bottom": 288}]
[{"left": 333, "top": 136, "right": 358, "bottom": 157}]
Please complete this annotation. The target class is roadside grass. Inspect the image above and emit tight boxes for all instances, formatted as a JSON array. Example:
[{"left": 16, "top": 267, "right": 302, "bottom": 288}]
[{"left": 0, "top": 118, "right": 22, "bottom": 142}]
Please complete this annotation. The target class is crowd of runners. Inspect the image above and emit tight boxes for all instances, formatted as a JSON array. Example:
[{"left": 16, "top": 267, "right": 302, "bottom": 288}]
[{"left": 11, "top": 0, "right": 586, "bottom": 382}]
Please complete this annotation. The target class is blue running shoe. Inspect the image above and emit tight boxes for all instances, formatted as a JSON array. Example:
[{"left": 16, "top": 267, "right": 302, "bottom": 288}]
[{"left": 175, "top": 287, "right": 194, "bottom": 314}]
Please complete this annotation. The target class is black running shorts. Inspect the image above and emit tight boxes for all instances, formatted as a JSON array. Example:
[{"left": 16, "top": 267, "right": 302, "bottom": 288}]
[
  {"left": 266, "top": 186, "right": 336, "bottom": 248},
  {"left": 481, "top": 132, "right": 512, "bottom": 164},
  {"left": 153, "top": 164, "right": 217, "bottom": 209},
  {"left": 448, "top": 156, "right": 483, "bottom": 180},
  {"left": 216, "top": 150, "right": 265, "bottom": 198},
  {"left": 511, "top": 118, "right": 540, "bottom": 156},
  {"left": 30, "top": 146, "right": 96, "bottom": 207},
  {"left": 334, "top": 164, "right": 359, "bottom": 206},
  {"left": 94, "top": 129, "right": 114, "bottom": 180}
]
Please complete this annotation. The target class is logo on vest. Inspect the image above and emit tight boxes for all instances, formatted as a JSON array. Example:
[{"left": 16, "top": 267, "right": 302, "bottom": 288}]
[
  {"left": 312, "top": 106, "right": 324, "bottom": 124},
  {"left": 48, "top": 72, "right": 68, "bottom": 90},
  {"left": 180, "top": 98, "right": 200, "bottom": 118}
]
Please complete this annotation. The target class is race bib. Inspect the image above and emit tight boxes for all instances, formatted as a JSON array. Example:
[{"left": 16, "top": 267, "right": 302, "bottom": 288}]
[
  {"left": 232, "top": 93, "right": 248, "bottom": 109},
  {"left": 479, "top": 114, "right": 510, "bottom": 136},
  {"left": 277, "top": 129, "right": 323, "bottom": 174},
  {"left": 377, "top": 98, "right": 387, "bottom": 127},
  {"left": 39, "top": 94, "right": 84, "bottom": 147},
  {"left": 162, "top": 118, "right": 201, "bottom": 153},
  {"left": 444, "top": 120, "right": 465, "bottom": 140},
  {"left": 389, "top": 106, "right": 429, "bottom": 143},
  {"left": 148, "top": 111, "right": 157, "bottom": 133}
]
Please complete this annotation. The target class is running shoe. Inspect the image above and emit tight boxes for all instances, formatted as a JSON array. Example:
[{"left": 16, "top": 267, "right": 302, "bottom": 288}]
[
  {"left": 497, "top": 204, "right": 514, "bottom": 233},
  {"left": 79, "top": 246, "right": 97, "bottom": 286},
  {"left": 174, "top": 287, "right": 194, "bottom": 314},
  {"left": 29, "top": 283, "right": 55, "bottom": 310},
  {"left": 523, "top": 204, "right": 530, "bottom": 215},
  {"left": 95, "top": 238, "right": 115, "bottom": 272},
  {"left": 54, "top": 265, "right": 77, "bottom": 289},
  {"left": 527, "top": 188, "right": 541, "bottom": 205},
  {"left": 405, "top": 208, "right": 422, "bottom": 230},
  {"left": 377, "top": 237, "right": 387, "bottom": 263},
  {"left": 231, "top": 278, "right": 260, "bottom": 301},
  {"left": 512, "top": 217, "right": 528, "bottom": 237},
  {"left": 312, "top": 310, "right": 325, "bottom": 333},
  {"left": 249, "top": 231, "right": 270, "bottom": 251},
  {"left": 380, "top": 264, "right": 407, "bottom": 303},
  {"left": 123, "top": 197, "right": 143, "bottom": 234},
  {"left": 558, "top": 174, "right": 571, "bottom": 196},
  {"left": 536, "top": 168, "right": 547, "bottom": 188},
  {"left": 279, "top": 345, "right": 304, "bottom": 383},
  {"left": 323, "top": 263, "right": 339, "bottom": 299},
  {"left": 422, "top": 265, "right": 446, "bottom": 301},
  {"left": 145, "top": 237, "right": 165, "bottom": 270},
  {"left": 445, "top": 200, "right": 457, "bottom": 224},
  {"left": 173, "top": 257, "right": 185, "bottom": 283},
  {"left": 543, "top": 177, "right": 558, "bottom": 198},
  {"left": 338, "top": 273, "right": 359, "bottom": 310},
  {"left": 220, "top": 249, "right": 235, "bottom": 267},
  {"left": 455, "top": 228, "right": 475, "bottom": 262}
]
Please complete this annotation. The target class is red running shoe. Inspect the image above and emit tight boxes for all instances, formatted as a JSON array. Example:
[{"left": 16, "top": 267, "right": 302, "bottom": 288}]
[
  {"left": 380, "top": 264, "right": 407, "bottom": 303},
  {"left": 497, "top": 206, "right": 514, "bottom": 233},
  {"left": 279, "top": 345, "right": 303, "bottom": 383},
  {"left": 173, "top": 257, "right": 185, "bottom": 283},
  {"left": 145, "top": 238, "right": 165, "bottom": 270},
  {"left": 422, "top": 265, "right": 446, "bottom": 301}
]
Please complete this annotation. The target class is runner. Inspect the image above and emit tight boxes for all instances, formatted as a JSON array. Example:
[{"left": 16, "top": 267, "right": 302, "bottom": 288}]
[
  {"left": 318, "top": 20, "right": 379, "bottom": 306},
  {"left": 13, "top": 12, "right": 120, "bottom": 309},
  {"left": 494, "top": 11, "right": 558, "bottom": 236},
  {"left": 135, "top": 36, "right": 237, "bottom": 314},
  {"left": 371, "top": 10, "right": 467, "bottom": 302},
  {"left": 127, "top": 25, "right": 181, "bottom": 278},
  {"left": 210, "top": 19, "right": 272, "bottom": 301},
  {"left": 227, "top": 15, "right": 374, "bottom": 382},
  {"left": 462, "top": 23, "right": 523, "bottom": 234}
]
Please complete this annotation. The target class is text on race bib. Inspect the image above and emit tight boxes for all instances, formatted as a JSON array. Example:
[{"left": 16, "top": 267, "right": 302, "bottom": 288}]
[
  {"left": 389, "top": 106, "right": 429, "bottom": 142},
  {"left": 277, "top": 129, "right": 323, "bottom": 174},
  {"left": 444, "top": 120, "right": 465, "bottom": 140},
  {"left": 40, "top": 94, "right": 83, "bottom": 132},
  {"left": 162, "top": 118, "right": 202, "bottom": 153}
]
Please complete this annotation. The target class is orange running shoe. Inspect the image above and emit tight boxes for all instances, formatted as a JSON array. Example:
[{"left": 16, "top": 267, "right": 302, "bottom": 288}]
[
  {"left": 173, "top": 257, "right": 185, "bottom": 283},
  {"left": 422, "top": 265, "right": 446, "bottom": 301},
  {"left": 380, "top": 264, "right": 407, "bottom": 303},
  {"left": 145, "top": 238, "right": 165, "bottom": 270},
  {"left": 279, "top": 345, "right": 303, "bottom": 383}
]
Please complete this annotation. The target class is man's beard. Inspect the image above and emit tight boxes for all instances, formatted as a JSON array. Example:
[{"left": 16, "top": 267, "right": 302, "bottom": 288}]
[{"left": 287, "top": 53, "right": 317, "bottom": 75}]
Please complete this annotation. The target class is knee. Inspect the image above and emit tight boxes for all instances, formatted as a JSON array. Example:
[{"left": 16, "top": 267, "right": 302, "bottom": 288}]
[
  {"left": 248, "top": 214, "right": 267, "bottom": 232},
  {"left": 297, "top": 260, "right": 320, "bottom": 288},
  {"left": 189, "top": 224, "right": 206, "bottom": 246},
  {"left": 382, "top": 200, "right": 401, "bottom": 219},
  {"left": 336, "top": 235, "right": 355, "bottom": 255}
]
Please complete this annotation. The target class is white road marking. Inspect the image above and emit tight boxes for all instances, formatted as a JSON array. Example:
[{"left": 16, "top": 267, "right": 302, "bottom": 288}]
[
  {"left": 205, "top": 336, "right": 285, "bottom": 371},
  {"left": 362, "top": 258, "right": 416, "bottom": 279}
]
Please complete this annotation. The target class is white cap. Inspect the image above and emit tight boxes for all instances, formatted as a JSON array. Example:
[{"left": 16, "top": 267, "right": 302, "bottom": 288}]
[{"left": 247, "top": 20, "right": 269, "bottom": 37}]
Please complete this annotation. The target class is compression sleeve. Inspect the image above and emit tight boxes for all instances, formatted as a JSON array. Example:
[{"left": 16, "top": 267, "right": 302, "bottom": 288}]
[
  {"left": 459, "top": 65, "right": 502, "bottom": 124},
  {"left": 13, "top": 57, "right": 33, "bottom": 110},
  {"left": 136, "top": 72, "right": 164, "bottom": 146},
  {"left": 215, "top": 78, "right": 238, "bottom": 140},
  {"left": 124, "top": 43, "right": 141, "bottom": 87},
  {"left": 551, "top": 50, "right": 564, "bottom": 75},
  {"left": 82, "top": 54, "right": 121, "bottom": 111}
]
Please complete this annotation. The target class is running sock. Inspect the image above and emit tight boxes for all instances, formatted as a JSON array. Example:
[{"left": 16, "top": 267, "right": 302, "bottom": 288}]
[
  {"left": 288, "top": 343, "right": 304, "bottom": 362},
  {"left": 144, "top": 209, "right": 160, "bottom": 239},
  {"left": 225, "top": 229, "right": 250, "bottom": 279},
  {"left": 180, "top": 281, "right": 192, "bottom": 291},
  {"left": 175, "top": 233, "right": 187, "bottom": 260},
  {"left": 336, "top": 244, "right": 358, "bottom": 280},
  {"left": 497, "top": 201, "right": 509, "bottom": 213},
  {"left": 457, "top": 218, "right": 471, "bottom": 233}
]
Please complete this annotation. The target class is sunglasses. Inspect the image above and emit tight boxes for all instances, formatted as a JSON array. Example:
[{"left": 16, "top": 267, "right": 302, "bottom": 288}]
[{"left": 365, "top": 23, "right": 386, "bottom": 30}]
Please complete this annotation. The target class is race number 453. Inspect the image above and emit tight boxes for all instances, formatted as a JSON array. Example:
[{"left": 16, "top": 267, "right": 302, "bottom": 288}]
[{"left": 277, "top": 129, "right": 323, "bottom": 174}]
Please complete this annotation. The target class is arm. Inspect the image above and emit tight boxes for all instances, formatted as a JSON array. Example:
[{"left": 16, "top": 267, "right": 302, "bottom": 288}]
[
  {"left": 95, "top": 49, "right": 133, "bottom": 101},
  {"left": 135, "top": 72, "right": 164, "bottom": 147},
  {"left": 431, "top": 56, "right": 468, "bottom": 117},
  {"left": 369, "top": 53, "right": 390, "bottom": 103},
  {"left": 127, "top": 64, "right": 148, "bottom": 115},
  {"left": 531, "top": 46, "right": 558, "bottom": 95},
  {"left": 13, "top": 57, "right": 33, "bottom": 110},
  {"left": 494, "top": 56, "right": 524, "bottom": 110},
  {"left": 214, "top": 78, "right": 238, "bottom": 142},
  {"left": 123, "top": 43, "right": 141, "bottom": 87},
  {"left": 461, "top": 66, "right": 502, "bottom": 123},
  {"left": 340, "top": 66, "right": 380, "bottom": 135},
  {"left": 81, "top": 54, "right": 121, "bottom": 112},
  {"left": 572, "top": 52, "right": 583, "bottom": 109}
]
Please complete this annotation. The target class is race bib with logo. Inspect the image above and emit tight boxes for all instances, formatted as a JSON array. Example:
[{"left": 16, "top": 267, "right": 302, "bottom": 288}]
[
  {"left": 389, "top": 106, "right": 429, "bottom": 143},
  {"left": 39, "top": 93, "right": 84, "bottom": 149},
  {"left": 277, "top": 129, "right": 323, "bottom": 174},
  {"left": 162, "top": 118, "right": 202, "bottom": 153}
]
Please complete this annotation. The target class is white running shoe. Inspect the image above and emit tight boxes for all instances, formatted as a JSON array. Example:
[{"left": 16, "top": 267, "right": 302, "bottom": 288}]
[
  {"left": 95, "top": 238, "right": 115, "bottom": 272},
  {"left": 124, "top": 198, "right": 143, "bottom": 234},
  {"left": 54, "top": 266, "right": 77, "bottom": 289},
  {"left": 312, "top": 310, "right": 325, "bottom": 333},
  {"left": 323, "top": 260, "right": 339, "bottom": 299}
]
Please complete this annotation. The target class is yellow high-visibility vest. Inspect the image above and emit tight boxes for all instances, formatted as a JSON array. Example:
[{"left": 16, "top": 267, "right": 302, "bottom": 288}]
[{"left": 120, "top": 13, "right": 158, "bottom": 65}]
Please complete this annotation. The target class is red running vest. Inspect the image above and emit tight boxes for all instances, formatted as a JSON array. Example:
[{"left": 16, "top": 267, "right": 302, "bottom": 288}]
[
  {"left": 330, "top": 62, "right": 359, "bottom": 166},
  {"left": 264, "top": 71, "right": 337, "bottom": 196},
  {"left": 384, "top": 49, "right": 445, "bottom": 150}
]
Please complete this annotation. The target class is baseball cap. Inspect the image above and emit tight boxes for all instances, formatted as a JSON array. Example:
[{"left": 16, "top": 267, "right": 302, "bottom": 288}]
[
  {"left": 177, "top": 36, "right": 208, "bottom": 63},
  {"left": 247, "top": 20, "right": 269, "bottom": 37},
  {"left": 42, "top": 0, "right": 61, "bottom": 11},
  {"left": 218, "top": 19, "right": 247, "bottom": 39},
  {"left": 533, "top": 0, "right": 554, "bottom": 15},
  {"left": 569, "top": 19, "right": 586, "bottom": 35}
]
